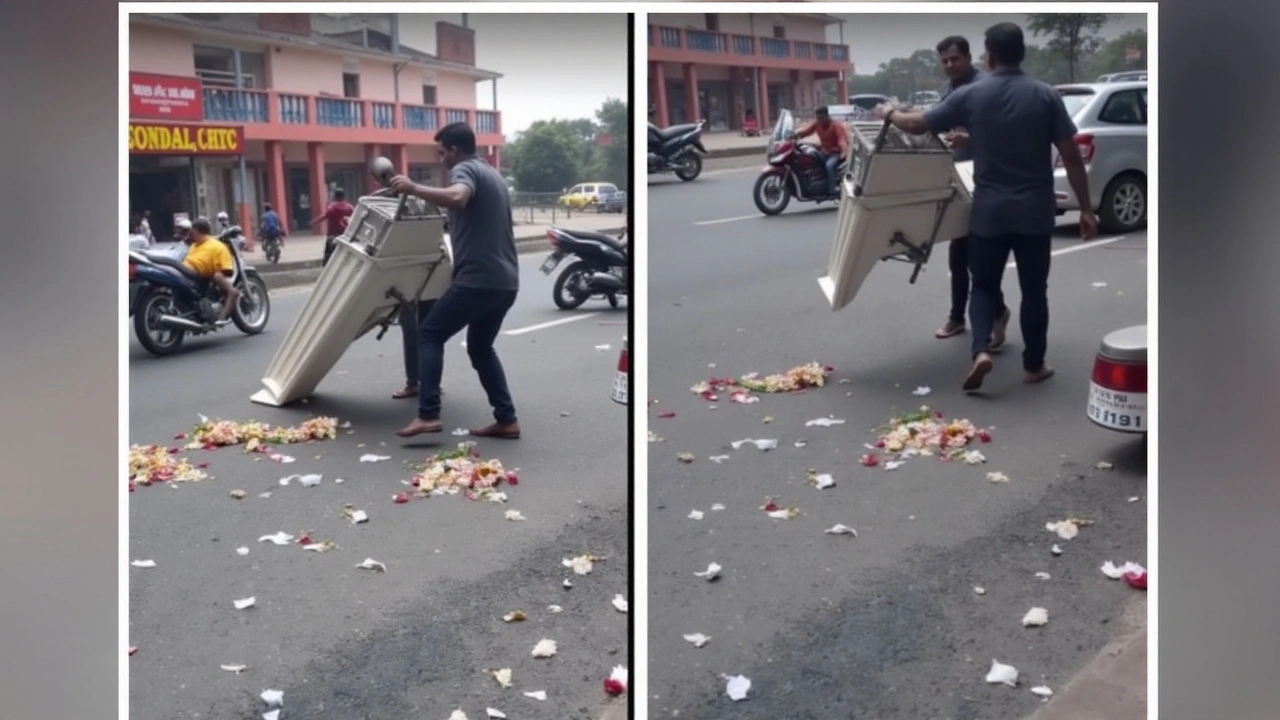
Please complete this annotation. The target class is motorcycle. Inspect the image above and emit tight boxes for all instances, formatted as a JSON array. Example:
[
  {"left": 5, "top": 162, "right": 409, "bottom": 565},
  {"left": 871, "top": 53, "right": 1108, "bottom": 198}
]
[
  {"left": 752, "top": 108, "right": 848, "bottom": 216},
  {"left": 648, "top": 118, "right": 708, "bottom": 182},
  {"left": 261, "top": 233, "right": 283, "bottom": 264},
  {"left": 541, "top": 227, "right": 628, "bottom": 310},
  {"left": 128, "top": 224, "right": 271, "bottom": 356}
]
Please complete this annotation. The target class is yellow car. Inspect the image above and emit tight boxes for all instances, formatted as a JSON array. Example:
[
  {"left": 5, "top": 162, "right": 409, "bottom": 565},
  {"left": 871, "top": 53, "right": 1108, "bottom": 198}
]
[{"left": 559, "top": 182, "right": 619, "bottom": 209}]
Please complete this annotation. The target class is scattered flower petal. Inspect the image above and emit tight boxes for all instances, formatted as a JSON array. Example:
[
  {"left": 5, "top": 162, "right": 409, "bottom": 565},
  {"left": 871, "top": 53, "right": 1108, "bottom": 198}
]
[
  {"left": 729, "top": 390, "right": 759, "bottom": 404},
  {"left": 1035, "top": 572, "right": 1051, "bottom": 580},
  {"left": 236, "top": 547, "right": 250, "bottom": 556},
  {"left": 1128, "top": 496, "right": 1140, "bottom": 503},
  {"left": 261, "top": 689, "right": 284, "bottom": 706},
  {"left": 709, "top": 455, "right": 730, "bottom": 463},
  {"left": 986, "top": 471, "right": 1010, "bottom": 483},
  {"left": 131, "top": 559, "right": 156, "bottom": 568},
  {"left": 264, "top": 710, "right": 280, "bottom": 720},
  {"left": 884, "top": 460, "right": 904, "bottom": 471},
  {"left": 299, "top": 474, "right": 322, "bottom": 487},
  {"left": 1096, "top": 461, "right": 1113, "bottom": 470},
  {"left": 447, "top": 711, "right": 469, "bottom": 720},
  {"left": 595, "top": 344, "right": 611, "bottom": 351},
  {"left": 860, "top": 453, "right": 879, "bottom": 467},
  {"left": 962, "top": 450, "right": 986, "bottom": 464},
  {"left": 974, "top": 586, "right": 986, "bottom": 595},
  {"left": 688, "top": 509, "right": 705, "bottom": 520},
  {"left": 604, "top": 665, "right": 628, "bottom": 695},
  {"left": 1022, "top": 607, "right": 1049, "bottom": 627},
  {"left": 1031, "top": 685, "right": 1053, "bottom": 699},
  {"left": 230, "top": 489, "right": 246, "bottom": 499},
  {"left": 657, "top": 411, "right": 676, "bottom": 419},
  {"left": 1092, "top": 281, "right": 1108, "bottom": 288},
  {"left": 1051, "top": 544, "right": 1063, "bottom": 555},
  {"left": 730, "top": 438, "right": 778, "bottom": 451},
  {"left": 486, "top": 709, "right": 507, "bottom": 719},
  {"left": 234, "top": 597, "right": 256, "bottom": 610},
  {"left": 563, "top": 554, "right": 602, "bottom": 575},
  {"left": 547, "top": 605, "right": 563, "bottom": 613},
  {"left": 684, "top": 633, "right": 711, "bottom": 648},
  {"left": 724, "top": 674, "right": 752, "bottom": 701},
  {"left": 694, "top": 562, "right": 722, "bottom": 580},
  {"left": 269, "top": 454, "right": 296, "bottom": 464},
  {"left": 810, "top": 473, "right": 836, "bottom": 489},
  {"left": 503, "top": 610, "right": 527, "bottom": 623},
  {"left": 563, "top": 579, "right": 573, "bottom": 588},
  {"left": 356, "top": 558, "right": 387, "bottom": 572},
  {"left": 912, "top": 386, "right": 932, "bottom": 396},
  {"left": 825, "top": 524, "right": 857, "bottom": 536},
  {"left": 360, "top": 453, "right": 392, "bottom": 463},
  {"left": 523, "top": 690, "right": 547, "bottom": 701},
  {"left": 1046, "top": 519, "right": 1084, "bottom": 540},
  {"left": 1101, "top": 560, "right": 1146, "bottom": 579},
  {"left": 805, "top": 417, "right": 846, "bottom": 427},
  {"left": 492, "top": 668, "right": 512, "bottom": 688},
  {"left": 505, "top": 510, "right": 526, "bottom": 521},
  {"left": 710, "top": 503, "right": 726, "bottom": 512},
  {"left": 531, "top": 639, "right": 558, "bottom": 658},
  {"left": 1125, "top": 570, "right": 1148, "bottom": 590},
  {"left": 612, "top": 594, "right": 628, "bottom": 613},
  {"left": 259, "top": 532, "right": 294, "bottom": 545},
  {"left": 985, "top": 659, "right": 1019, "bottom": 687},
  {"left": 677, "top": 452, "right": 696, "bottom": 463},
  {"left": 220, "top": 663, "right": 247, "bottom": 673}
]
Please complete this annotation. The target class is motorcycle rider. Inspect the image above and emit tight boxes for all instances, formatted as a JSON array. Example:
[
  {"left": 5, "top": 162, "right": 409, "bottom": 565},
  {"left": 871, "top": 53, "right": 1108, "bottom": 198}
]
[
  {"left": 260, "top": 203, "right": 285, "bottom": 257},
  {"left": 314, "top": 188, "right": 354, "bottom": 265},
  {"left": 793, "top": 106, "right": 849, "bottom": 198},
  {"left": 183, "top": 217, "right": 240, "bottom": 328}
]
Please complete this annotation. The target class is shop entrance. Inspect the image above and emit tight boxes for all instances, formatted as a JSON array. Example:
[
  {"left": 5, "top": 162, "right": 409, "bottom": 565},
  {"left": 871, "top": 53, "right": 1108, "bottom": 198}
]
[
  {"left": 129, "top": 156, "right": 195, "bottom": 241},
  {"left": 288, "top": 167, "right": 311, "bottom": 232}
]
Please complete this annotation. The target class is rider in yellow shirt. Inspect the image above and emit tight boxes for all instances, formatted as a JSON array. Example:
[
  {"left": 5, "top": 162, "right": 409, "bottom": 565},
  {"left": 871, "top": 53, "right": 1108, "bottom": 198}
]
[{"left": 182, "top": 217, "right": 240, "bottom": 326}]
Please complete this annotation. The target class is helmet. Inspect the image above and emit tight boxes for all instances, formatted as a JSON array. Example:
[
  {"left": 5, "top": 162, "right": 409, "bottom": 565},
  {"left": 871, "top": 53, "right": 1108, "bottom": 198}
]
[
  {"left": 175, "top": 218, "right": 192, "bottom": 230},
  {"left": 216, "top": 211, "right": 230, "bottom": 224}
]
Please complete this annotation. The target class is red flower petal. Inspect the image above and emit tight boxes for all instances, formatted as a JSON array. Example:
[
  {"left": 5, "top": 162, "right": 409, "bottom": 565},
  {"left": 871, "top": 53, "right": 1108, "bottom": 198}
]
[
  {"left": 506, "top": 472, "right": 519, "bottom": 486},
  {"left": 197, "top": 462, "right": 209, "bottom": 469},
  {"left": 464, "top": 490, "right": 477, "bottom": 502},
  {"left": 874, "top": 439, "right": 886, "bottom": 448},
  {"left": 167, "top": 447, "right": 180, "bottom": 454},
  {"left": 411, "top": 477, "right": 421, "bottom": 487},
  {"left": 128, "top": 646, "right": 138, "bottom": 656},
  {"left": 604, "top": 678, "right": 626, "bottom": 696},
  {"left": 978, "top": 430, "right": 992, "bottom": 443},
  {"left": 297, "top": 533, "right": 312, "bottom": 545},
  {"left": 393, "top": 493, "right": 410, "bottom": 504},
  {"left": 763, "top": 501, "right": 779, "bottom": 512},
  {"left": 1123, "top": 571, "right": 1147, "bottom": 590},
  {"left": 128, "top": 481, "right": 136, "bottom": 493},
  {"left": 934, "top": 410, "right": 944, "bottom": 419},
  {"left": 860, "top": 454, "right": 879, "bottom": 467},
  {"left": 700, "top": 391, "right": 718, "bottom": 401},
  {"left": 657, "top": 411, "right": 676, "bottom": 419},
  {"left": 174, "top": 433, "right": 187, "bottom": 440}
]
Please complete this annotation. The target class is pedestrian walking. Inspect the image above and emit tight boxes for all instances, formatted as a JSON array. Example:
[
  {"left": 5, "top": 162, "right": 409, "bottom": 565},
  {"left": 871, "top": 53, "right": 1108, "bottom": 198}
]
[
  {"left": 314, "top": 188, "right": 354, "bottom": 265},
  {"left": 876, "top": 21, "right": 1098, "bottom": 391},
  {"left": 931, "top": 35, "right": 1011, "bottom": 346},
  {"left": 388, "top": 122, "right": 521, "bottom": 439}
]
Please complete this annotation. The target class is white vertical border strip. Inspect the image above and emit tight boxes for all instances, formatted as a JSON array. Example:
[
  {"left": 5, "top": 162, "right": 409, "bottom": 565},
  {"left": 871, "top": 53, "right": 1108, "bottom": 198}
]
[
  {"left": 119, "top": 5, "right": 133, "bottom": 719},
  {"left": 630, "top": 10, "right": 650, "bottom": 720},
  {"left": 1143, "top": 4, "right": 1158, "bottom": 718}
]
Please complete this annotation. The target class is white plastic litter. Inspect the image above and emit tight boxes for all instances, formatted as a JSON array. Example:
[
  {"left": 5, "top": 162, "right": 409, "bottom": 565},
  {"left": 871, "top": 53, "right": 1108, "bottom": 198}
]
[
  {"left": 812, "top": 473, "right": 836, "bottom": 489},
  {"left": 694, "top": 562, "right": 722, "bottom": 580},
  {"left": 356, "top": 558, "right": 387, "bottom": 572},
  {"left": 709, "top": 455, "right": 731, "bottom": 463},
  {"left": 612, "top": 594, "right": 628, "bottom": 613},
  {"left": 912, "top": 386, "right": 932, "bottom": 396},
  {"left": 825, "top": 524, "right": 858, "bottom": 536},
  {"left": 688, "top": 509, "right": 705, "bottom": 520},
  {"left": 1101, "top": 560, "right": 1146, "bottom": 579},
  {"left": 531, "top": 639, "right": 558, "bottom": 658},
  {"left": 985, "top": 659, "right": 1019, "bottom": 687},
  {"left": 130, "top": 559, "right": 157, "bottom": 568},
  {"left": 359, "top": 454, "right": 392, "bottom": 463},
  {"left": 234, "top": 597, "right": 256, "bottom": 610},
  {"left": 258, "top": 532, "right": 294, "bottom": 545},
  {"left": 805, "top": 417, "right": 846, "bottom": 427},
  {"left": 724, "top": 674, "right": 752, "bottom": 701},
  {"left": 1021, "top": 607, "right": 1049, "bottom": 627},
  {"left": 523, "top": 691, "right": 547, "bottom": 701},
  {"left": 260, "top": 689, "right": 284, "bottom": 706},
  {"left": 730, "top": 438, "right": 778, "bottom": 451},
  {"left": 683, "top": 633, "right": 711, "bottom": 648},
  {"left": 710, "top": 503, "right": 726, "bottom": 512},
  {"left": 236, "top": 547, "right": 250, "bottom": 556},
  {"left": 1031, "top": 685, "right": 1053, "bottom": 699}
]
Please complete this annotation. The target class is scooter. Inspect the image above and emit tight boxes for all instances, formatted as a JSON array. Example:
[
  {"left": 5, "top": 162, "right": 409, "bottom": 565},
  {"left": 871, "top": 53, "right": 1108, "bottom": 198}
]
[
  {"left": 648, "top": 118, "right": 708, "bottom": 182},
  {"left": 541, "top": 227, "right": 628, "bottom": 310},
  {"left": 128, "top": 224, "right": 271, "bottom": 356}
]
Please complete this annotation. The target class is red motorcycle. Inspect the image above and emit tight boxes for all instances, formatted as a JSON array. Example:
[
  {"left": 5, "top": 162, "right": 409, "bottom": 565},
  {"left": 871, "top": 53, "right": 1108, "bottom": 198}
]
[{"left": 752, "top": 108, "right": 848, "bottom": 216}]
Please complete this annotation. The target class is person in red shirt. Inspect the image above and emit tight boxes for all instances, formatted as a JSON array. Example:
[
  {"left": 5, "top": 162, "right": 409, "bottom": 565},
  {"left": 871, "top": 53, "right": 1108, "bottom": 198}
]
[
  {"left": 794, "top": 106, "right": 850, "bottom": 198},
  {"left": 315, "top": 189, "right": 355, "bottom": 265}
]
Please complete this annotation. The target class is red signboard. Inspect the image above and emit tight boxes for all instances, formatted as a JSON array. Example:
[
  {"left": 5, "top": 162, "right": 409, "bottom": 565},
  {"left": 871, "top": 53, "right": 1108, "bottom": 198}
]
[
  {"left": 129, "top": 72, "right": 204, "bottom": 121},
  {"left": 128, "top": 123, "right": 243, "bottom": 156}
]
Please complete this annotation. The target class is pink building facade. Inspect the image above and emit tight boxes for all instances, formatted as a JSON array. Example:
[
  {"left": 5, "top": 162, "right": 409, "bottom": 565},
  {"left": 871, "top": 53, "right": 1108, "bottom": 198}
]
[
  {"left": 128, "top": 13, "right": 503, "bottom": 241},
  {"left": 648, "top": 13, "right": 851, "bottom": 131}
]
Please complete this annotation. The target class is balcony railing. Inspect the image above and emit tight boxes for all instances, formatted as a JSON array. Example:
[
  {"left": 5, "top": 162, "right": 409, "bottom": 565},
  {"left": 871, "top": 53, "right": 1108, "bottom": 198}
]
[
  {"left": 180, "top": 86, "right": 501, "bottom": 139},
  {"left": 649, "top": 25, "right": 850, "bottom": 68}
]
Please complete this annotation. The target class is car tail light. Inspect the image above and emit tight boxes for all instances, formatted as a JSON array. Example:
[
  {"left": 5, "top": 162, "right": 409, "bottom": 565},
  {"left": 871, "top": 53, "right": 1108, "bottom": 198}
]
[
  {"left": 617, "top": 346, "right": 628, "bottom": 374},
  {"left": 129, "top": 262, "right": 137, "bottom": 280},
  {"left": 1056, "top": 133, "right": 1095, "bottom": 167},
  {"left": 546, "top": 230, "right": 559, "bottom": 247},
  {"left": 1092, "top": 356, "right": 1146, "bottom": 394}
]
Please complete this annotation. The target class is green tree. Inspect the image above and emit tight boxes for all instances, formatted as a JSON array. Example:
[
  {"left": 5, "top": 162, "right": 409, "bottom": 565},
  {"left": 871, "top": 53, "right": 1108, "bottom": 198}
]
[
  {"left": 509, "top": 121, "right": 583, "bottom": 193},
  {"left": 1026, "top": 13, "right": 1111, "bottom": 83},
  {"left": 594, "top": 97, "right": 629, "bottom": 190},
  {"left": 1083, "top": 28, "right": 1147, "bottom": 79}
]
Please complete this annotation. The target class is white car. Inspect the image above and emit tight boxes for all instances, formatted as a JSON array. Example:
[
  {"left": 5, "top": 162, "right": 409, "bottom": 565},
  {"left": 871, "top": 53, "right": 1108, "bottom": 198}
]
[
  {"left": 1053, "top": 81, "right": 1147, "bottom": 233},
  {"left": 1087, "top": 325, "right": 1147, "bottom": 434},
  {"left": 611, "top": 337, "right": 628, "bottom": 406}
]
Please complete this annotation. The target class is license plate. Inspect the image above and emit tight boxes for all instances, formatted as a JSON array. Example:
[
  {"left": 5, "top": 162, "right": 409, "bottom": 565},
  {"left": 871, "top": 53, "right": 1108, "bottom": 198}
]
[
  {"left": 611, "top": 370, "right": 628, "bottom": 405},
  {"left": 1086, "top": 382, "right": 1146, "bottom": 432},
  {"left": 540, "top": 254, "right": 563, "bottom": 275}
]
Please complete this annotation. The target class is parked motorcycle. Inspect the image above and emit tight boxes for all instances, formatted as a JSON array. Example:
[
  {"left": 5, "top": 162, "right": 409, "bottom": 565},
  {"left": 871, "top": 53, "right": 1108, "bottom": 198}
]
[
  {"left": 648, "top": 118, "right": 707, "bottom": 182},
  {"left": 128, "top": 224, "right": 271, "bottom": 356},
  {"left": 752, "top": 108, "right": 848, "bottom": 216},
  {"left": 541, "top": 227, "right": 628, "bottom": 310}
]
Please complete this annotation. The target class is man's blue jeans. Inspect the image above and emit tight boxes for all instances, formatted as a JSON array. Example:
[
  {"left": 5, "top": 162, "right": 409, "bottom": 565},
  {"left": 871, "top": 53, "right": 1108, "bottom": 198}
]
[
  {"left": 416, "top": 285, "right": 519, "bottom": 424},
  {"left": 823, "top": 152, "right": 841, "bottom": 196}
]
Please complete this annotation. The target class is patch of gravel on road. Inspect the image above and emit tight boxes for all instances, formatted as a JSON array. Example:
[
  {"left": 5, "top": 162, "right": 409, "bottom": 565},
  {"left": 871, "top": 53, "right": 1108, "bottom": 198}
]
[
  {"left": 259, "top": 504, "right": 629, "bottom": 720},
  {"left": 651, "top": 466, "right": 1146, "bottom": 720}
]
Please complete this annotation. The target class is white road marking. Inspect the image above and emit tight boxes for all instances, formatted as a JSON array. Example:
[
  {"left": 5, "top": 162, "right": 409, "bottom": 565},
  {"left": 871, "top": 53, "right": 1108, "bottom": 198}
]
[
  {"left": 503, "top": 312, "right": 600, "bottom": 336},
  {"left": 693, "top": 214, "right": 761, "bottom": 226},
  {"left": 1007, "top": 235, "right": 1128, "bottom": 268}
]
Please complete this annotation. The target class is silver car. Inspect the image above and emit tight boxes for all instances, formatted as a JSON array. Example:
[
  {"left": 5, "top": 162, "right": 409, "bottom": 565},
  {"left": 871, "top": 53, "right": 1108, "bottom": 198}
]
[{"left": 1053, "top": 81, "right": 1147, "bottom": 233}]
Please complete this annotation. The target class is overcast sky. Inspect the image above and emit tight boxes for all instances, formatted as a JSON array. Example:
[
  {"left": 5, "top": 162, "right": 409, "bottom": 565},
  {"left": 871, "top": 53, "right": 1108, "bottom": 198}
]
[
  {"left": 397, "top": 14, "right": 628, "bottom": 135},
  {"left": 827, "top": 13, "right": 1148, "bottom": 75}
]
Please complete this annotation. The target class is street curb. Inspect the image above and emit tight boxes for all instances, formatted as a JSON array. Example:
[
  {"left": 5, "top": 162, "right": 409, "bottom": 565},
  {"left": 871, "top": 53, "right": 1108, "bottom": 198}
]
[{"left": 260, "top": 228, "right": 625, "bottom": 292}]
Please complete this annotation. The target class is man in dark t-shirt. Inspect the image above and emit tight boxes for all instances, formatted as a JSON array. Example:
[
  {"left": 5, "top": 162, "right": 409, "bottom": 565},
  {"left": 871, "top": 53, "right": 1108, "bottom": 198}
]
[
  {"left": 877, "top": 22, "right": 1097, "bottom": 391},
  {"left": 388, "top": 122, "right": 522, "bottom": 440}
]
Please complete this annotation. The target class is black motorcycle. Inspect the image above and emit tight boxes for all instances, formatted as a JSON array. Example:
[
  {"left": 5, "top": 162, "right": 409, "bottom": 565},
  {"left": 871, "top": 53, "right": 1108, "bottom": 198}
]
[
  {"left": 648, "top": 118, "right": 707, "bottom": 182},
  {"left": 261, "top": 233, "right": 283, "bottom": 264},
  {"left": 541, "top": 227, "right": 628, "bottom": 310},
  {"left": 128, "top": 225, "right": 271, "bottom": 356}
]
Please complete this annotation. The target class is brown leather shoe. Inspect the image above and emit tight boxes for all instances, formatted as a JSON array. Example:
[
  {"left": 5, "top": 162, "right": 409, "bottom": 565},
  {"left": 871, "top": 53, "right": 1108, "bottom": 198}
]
[
  {"left": 935, "top": 318, "right": 965, "bottom": 339},
  {"left": 990, "top": 308, "right": 1012, "bottom": 352},
  {"left": 962, "top": 353, "right": 994, "bottom": 392},
  {"left": 1023, "top": 365, "right": 1056, "bottom": 384},
  {"left": 470, "top": 422, "right": 521, "bottom": 439},
  {"left": 395, "top": 418, "right": 443, "bottom": 437}
]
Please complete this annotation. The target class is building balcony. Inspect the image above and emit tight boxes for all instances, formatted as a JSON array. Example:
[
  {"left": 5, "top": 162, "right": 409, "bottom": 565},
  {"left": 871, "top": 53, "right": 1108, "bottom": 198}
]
[
  {"left": 168, "top": 86, "right": 503, "bottom": 146},
  {"left": 648, "top": 25, "right": 850, "bottom": 73}
]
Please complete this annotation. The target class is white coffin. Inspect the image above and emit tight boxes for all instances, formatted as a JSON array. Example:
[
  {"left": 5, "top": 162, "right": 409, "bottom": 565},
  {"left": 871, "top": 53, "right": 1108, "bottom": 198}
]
[
  {"left": 250, "top": 195, "right": 452, "bottom": 407},
  {"left": 818, "top": 122, "right": 973, "bottom": 311}
]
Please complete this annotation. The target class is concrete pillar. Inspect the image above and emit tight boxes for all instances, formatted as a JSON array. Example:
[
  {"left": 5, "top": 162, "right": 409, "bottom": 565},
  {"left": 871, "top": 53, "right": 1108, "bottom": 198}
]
[
  {"left": 307, "top": 142, "right": 327, "bottom": 235},
  {"left": 265, "top": 140, "right": 287, "bottom": 235},
  {"left": 392, "top": 144, "right": 410, "bottom": 179},
  {"left": 729, "top": 67, "right": 742, "bottom": 130},
  {"left": 683, "top": 63, "right": 700, "bottom": 124},
  {"left": 365, "top": 143, "right": 384, "bottom": 194},
  {"left": 757, "top": 67, "right": 770, "bottom": 128},
  {"left": 651, "top": 62, "right": 669, "bottom": 127}
]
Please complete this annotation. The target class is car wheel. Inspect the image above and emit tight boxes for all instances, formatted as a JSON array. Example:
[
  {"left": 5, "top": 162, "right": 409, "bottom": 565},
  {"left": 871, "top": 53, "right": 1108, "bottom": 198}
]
[{"left": 1099, "top": 173, "right": 1146, "bottom": 234}]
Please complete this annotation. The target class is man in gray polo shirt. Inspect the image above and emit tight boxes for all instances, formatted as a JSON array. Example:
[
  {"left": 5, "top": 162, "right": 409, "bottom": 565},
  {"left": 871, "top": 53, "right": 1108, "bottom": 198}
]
[
  {"left": 876, "top": 22, "right": 1097, "bottom": 391},
  {"left": 388, "top": 122, "right": 523, "bottom": 439},
  {"left": 931, "top": 34, "right": 1010, "bottom": 347}
]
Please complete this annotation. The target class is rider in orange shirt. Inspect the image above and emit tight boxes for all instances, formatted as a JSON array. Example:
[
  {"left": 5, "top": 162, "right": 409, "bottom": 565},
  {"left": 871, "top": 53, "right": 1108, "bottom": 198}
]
[{"left": 794, "top": 106, "right": 849, "bottom": 198}]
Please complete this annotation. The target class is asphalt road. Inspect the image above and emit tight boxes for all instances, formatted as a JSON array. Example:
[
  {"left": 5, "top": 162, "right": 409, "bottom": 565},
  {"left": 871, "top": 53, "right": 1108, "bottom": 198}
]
[
  {"left": 647, "top": 165, "right": 1148, "bottom": 719},
  {"left": 128, "top": 253, "right": 629, "bottom": 720}
]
